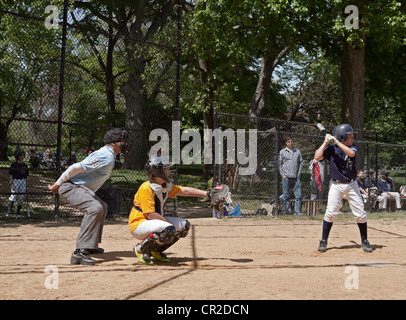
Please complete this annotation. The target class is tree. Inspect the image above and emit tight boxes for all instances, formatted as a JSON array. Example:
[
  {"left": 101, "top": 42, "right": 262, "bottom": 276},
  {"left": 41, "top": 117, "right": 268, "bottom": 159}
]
[
  {"left": 74, "top": 0, "right": 181, "bottom": 170},
  {"left": 333, "top": 0, "right": 405, "bottom": 132},
  {"left": 0, "top": 1, "right": 61, "bottom": 160}
]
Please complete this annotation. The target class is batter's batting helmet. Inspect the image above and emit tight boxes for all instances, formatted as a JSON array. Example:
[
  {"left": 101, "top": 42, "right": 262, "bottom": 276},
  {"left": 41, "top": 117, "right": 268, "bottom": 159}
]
[
  {"left": 332, "top": 124, "right": 354, "bottom": 142},
  {"left": 145, "top": 155, "right": 172, "bottom": 183}
]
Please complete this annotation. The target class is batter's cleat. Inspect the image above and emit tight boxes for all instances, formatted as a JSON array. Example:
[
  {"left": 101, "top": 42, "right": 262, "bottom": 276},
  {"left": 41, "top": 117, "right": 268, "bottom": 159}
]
[
  {"left": 70, "top": 249, "right": 96, "bottom": 265},
  {"left": 318, "top": 240, "right": 327, "bottom": 252},
  {"left": 151, "top": 251, "right": 170, "bottom": 262},
  {"left": 361, "top": 240, "right": 373, "bottom": 253},
  {"left": 133, "top": 245, "right": 153, "bottom": 265}
]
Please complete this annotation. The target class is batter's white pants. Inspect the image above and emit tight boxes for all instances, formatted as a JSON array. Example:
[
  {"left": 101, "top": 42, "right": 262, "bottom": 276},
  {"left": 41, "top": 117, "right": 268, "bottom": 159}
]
[
  {"left": 324, "top": 180, "right": 367, "bottom": 223},
  {"left": 132, "top": 216, "right": 188, "bottom": 241},
  {"left": 377, "top": 192, "right": 401, "bottom": 209}
]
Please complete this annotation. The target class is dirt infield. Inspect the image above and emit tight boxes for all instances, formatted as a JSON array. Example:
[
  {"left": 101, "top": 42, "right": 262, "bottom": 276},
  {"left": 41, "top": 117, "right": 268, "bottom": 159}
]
[{"left": 1, "top": 207, "right": 406, "bottom": 300}]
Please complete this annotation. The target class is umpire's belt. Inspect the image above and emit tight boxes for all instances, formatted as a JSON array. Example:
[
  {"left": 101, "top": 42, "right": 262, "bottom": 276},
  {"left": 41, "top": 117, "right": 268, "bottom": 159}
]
[{"left": 331, "top": 179, "right": 355, "bottom": 183}]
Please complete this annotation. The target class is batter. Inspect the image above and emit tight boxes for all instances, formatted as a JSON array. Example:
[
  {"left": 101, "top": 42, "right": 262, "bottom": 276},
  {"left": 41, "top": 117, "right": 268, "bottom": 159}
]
[{"left": 315, "top": 124, "right": 372, "bottom": 253}]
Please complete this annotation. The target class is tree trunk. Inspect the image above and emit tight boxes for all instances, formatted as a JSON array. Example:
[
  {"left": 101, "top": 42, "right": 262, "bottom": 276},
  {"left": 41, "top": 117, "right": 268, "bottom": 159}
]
[
  {"left": 120, "top": 58, "right": 147, "bottom": 170},
  {"left": 341, "top": 36, "right": 365, "bottom": 129},
  {"left": 106, "top": 21, "right": 116, "bottom": 118},
  {"left": 0, "top": 121, "right": 10, "bottom": 161},
  {"left": 248, "top": 56, "right": 274, "bottom": 118},
  {"left": 248, "top": 46, "right": 291, "bottom": 118},
  {"left": 341, "top": 34, "right": 366, "bottom": 169}
]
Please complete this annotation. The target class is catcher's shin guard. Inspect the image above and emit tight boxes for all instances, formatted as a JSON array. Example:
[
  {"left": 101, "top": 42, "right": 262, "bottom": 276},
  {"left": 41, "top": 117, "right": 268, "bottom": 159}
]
[
  {"left": 138, "top": 225, "right": 177, "bottom": 254},
  {"left": 139, "top": 221, "right": 191, "bottom": 254},
  {"left": 156, "top": 220, "right": 191, "bottom": 253}
]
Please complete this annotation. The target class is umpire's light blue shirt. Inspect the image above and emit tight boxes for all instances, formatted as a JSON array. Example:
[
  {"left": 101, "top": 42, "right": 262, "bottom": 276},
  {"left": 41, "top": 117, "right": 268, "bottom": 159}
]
[{"left": 70, "top": 146, "right": 116, "bottom": 192}]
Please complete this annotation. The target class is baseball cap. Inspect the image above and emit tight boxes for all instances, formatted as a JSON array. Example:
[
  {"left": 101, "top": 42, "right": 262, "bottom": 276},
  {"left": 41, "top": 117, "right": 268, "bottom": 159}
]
[{"left": 103, "top": 128, "right": 128, "bottom": 144}]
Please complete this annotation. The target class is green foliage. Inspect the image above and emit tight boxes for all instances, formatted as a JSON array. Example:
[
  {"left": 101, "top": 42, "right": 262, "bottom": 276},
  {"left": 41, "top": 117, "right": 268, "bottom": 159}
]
[{"left": 1, "top": 0, "right": 405, "bottom": 142}]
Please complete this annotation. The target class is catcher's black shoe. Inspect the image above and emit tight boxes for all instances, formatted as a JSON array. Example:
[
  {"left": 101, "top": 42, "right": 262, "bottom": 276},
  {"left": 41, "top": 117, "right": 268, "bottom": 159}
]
[
  {"left": 318, "top": 240, "right": 327, "bottom": 252},
  {"left": 361, "top": 240, "right": 373, "bottom": 253},
  {"left": 70, "top": 249, "right": 96, "bottom": 265},
  {"left": 133, "top": 245, "right": 153, "bottom": 265}
]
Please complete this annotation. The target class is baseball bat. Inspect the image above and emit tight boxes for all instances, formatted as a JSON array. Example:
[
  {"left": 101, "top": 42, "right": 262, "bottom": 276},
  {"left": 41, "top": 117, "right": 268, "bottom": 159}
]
[
  {"left": 317, "top": 123, "right": 335, "bottom": 143},
  {"left": 316, "top": 123, "right": 326, "bottom": 134}
]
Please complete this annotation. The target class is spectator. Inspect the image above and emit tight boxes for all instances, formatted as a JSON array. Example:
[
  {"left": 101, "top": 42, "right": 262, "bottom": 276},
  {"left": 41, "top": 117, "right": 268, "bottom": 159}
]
[
  {"left": 309, "top": 157, "right": 325, "bottom": 200},
  {"left": 357, "top": 170, "right": 368, "bottom": 202},
  {"left": 362, "top": 169, "right": 378, "bottom": 209},
  {"left": 363, "top": 169, "right": 376, "bottom": 190},
  {"left": 377, "top": 170, "right": 401, "bottom": 211},
  {"left": 278, "top": 136, "right": 303, "bottom": 215},
  {"left": 7, "top": 149, "right": 29, "bottom": 216},
  {"left": 67, "top": 151, "right": 77, "bottom": 166},
  {"left": 43, "top": 149, "right": 54, "bottom": 169},
  {"left": 29, "top": 149, "right": 40, "bottom": 169}
]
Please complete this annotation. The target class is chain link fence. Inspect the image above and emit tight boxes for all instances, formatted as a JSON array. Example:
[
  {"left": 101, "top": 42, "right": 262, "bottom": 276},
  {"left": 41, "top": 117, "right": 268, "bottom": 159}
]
[
  {"left": 213, "top": 111, "right": 406, "bottom": 217},
  {"left": 2, "top": 3, "right": 406, "bottom": 222},
  {"left": 1, "top": 1, "right": 180, "bottom": 221}
]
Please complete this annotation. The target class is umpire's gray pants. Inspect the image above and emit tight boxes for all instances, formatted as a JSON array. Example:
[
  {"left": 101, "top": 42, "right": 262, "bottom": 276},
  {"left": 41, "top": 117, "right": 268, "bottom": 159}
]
[{"left": 59, "top": 182, "right": 108, "bottom": 250}]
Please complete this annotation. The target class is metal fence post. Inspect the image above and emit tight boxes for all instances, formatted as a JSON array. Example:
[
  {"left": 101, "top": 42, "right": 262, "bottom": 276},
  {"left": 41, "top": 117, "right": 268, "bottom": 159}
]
[
  {"left": 274, "top": 120, "right": 280, "bottom": 216},
  {"left": 54, "top": 0, "right": 68, "bottom": 218},
  {"left": 212, "top": 107, "right": 217, "bottom": 218},
  {"left": 173, "top": 0, "right": 182, "bottom": 216}
]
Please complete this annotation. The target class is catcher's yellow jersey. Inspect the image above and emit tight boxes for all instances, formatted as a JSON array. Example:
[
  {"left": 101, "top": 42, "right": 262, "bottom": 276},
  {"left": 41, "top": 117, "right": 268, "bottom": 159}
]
[{"left": 128, "top": 181, "right": 182, "bottom": 234}]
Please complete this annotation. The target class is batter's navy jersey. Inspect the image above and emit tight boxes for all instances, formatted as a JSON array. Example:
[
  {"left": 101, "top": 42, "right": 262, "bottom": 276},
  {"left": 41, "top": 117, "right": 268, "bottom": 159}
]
[
  {"left": 70, "top": 145, "right": 116, "bottom": 192},
  {"left": 323, "top": 144, "right": 357, "bottom": 180}
]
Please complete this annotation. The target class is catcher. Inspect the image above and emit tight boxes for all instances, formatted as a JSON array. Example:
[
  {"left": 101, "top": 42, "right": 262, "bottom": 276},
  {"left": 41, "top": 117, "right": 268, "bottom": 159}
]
[{"left": 129, "top": 155, "right": 229, "bottom": 265}]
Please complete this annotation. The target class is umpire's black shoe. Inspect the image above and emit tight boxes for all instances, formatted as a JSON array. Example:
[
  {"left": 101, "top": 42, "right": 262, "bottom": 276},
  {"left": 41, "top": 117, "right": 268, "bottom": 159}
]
[
  {"left": 318, "top": 240, "right": 327, "bottom": 252},
  {"left": 70, "top": 249, "right": 96, "bottom": 265},
  {"left": 361, "top": 240, "right": 373, "bottom": 253},
  {"left": 86, "top": 248, "right": 104, "bottom": 254}
]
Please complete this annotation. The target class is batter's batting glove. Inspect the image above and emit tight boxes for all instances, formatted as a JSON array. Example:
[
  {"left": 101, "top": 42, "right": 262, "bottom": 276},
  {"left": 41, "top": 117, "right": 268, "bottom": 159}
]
[
  {"left": 330, "top": 136, "right": 339, "bottom": 144},
  {"left": 207, "top": 184, "right": 231, "bottom": 211},
  {"left": 324, "top": 134, "right": 332, "bottom": 144}
]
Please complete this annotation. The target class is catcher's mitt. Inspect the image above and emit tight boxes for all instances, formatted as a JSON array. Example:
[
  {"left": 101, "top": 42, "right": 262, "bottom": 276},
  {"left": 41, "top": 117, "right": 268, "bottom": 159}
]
[{"left": 207, "top": 184, "right": 231, "bottom": 211}]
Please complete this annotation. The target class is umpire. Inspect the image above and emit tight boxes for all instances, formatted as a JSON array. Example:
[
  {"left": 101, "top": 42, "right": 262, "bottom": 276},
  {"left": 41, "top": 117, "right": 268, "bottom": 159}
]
[{"left": 48, "top": 128, "right": 129, "bottom": 265}]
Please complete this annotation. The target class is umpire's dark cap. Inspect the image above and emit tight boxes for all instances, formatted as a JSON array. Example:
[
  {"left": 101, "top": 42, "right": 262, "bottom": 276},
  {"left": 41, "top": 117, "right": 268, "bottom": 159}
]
[{"left": 104, "top": 128, "right": 129, "bottom": 144}]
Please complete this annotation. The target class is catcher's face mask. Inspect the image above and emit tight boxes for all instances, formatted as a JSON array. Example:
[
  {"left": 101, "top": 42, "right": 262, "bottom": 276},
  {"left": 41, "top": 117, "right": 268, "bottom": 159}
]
[{"left": 145, "top": 156, "right": 172, "bottom": 183}]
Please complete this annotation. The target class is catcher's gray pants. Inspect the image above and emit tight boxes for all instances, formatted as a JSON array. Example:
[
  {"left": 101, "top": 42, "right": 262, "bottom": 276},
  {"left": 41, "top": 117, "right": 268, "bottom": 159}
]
[{"left": 59, "top": 181, "right": 108, "bottom": 250}]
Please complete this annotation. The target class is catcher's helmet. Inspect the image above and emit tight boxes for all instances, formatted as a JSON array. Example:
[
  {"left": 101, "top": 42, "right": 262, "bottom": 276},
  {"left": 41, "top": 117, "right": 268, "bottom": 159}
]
[
  {"left": 145, "top": 155, "right": 172, "bottom": 183},
  {"left": 332, "top": 124, "right": 354, "bottom": 142}
]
